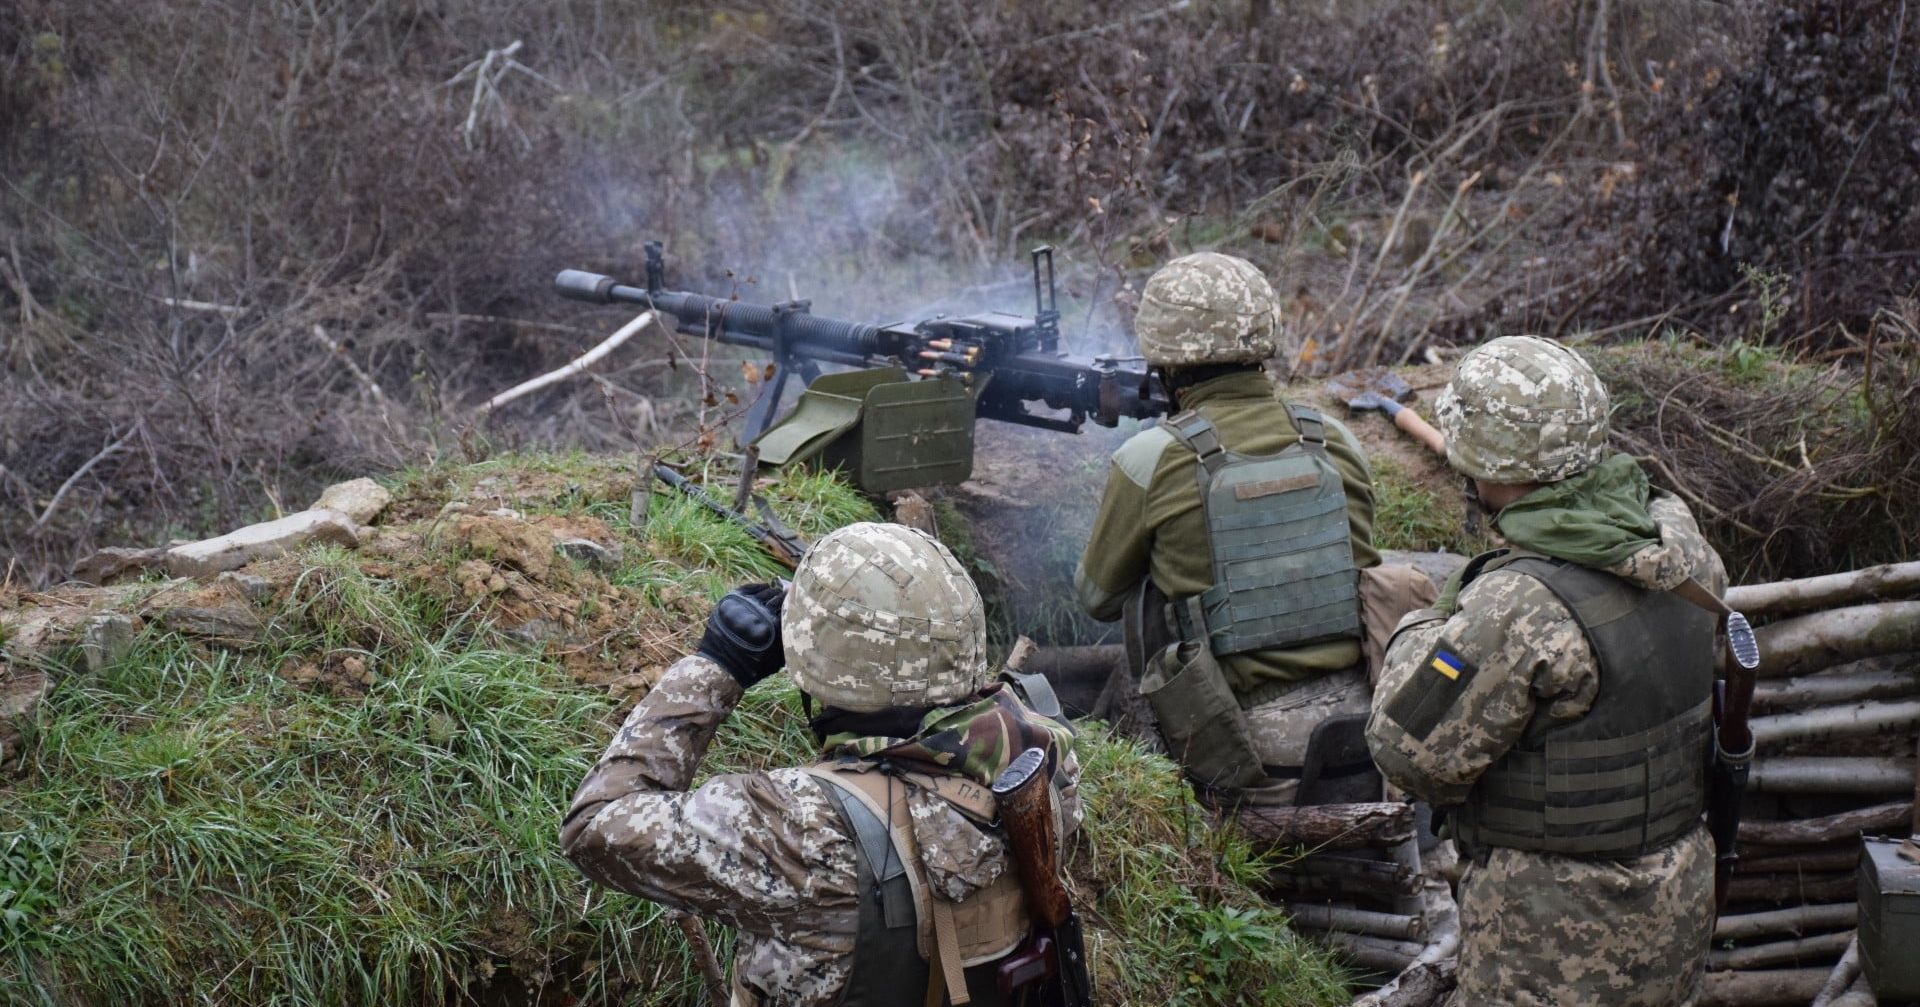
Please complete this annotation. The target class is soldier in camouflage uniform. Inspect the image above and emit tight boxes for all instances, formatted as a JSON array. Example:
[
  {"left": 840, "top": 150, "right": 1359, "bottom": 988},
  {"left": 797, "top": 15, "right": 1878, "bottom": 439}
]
[
  {"left": 1075, "top": 251, "right": 1379, "bottom": 803},
  {"left": 561, "top": 522, "right": 1081, "bottom": 1007},
  {"left": 1366, "top": 336, "right": 1723, "bottom": 1007}
]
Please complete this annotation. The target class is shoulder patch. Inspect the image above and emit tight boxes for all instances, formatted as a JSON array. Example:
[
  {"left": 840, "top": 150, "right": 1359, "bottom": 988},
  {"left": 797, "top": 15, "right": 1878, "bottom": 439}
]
[
  {"left": 1110, "top": 424, "right": 1177, "bottom": 489},
  {"left": 1381, "top": 640, "right": 1480, "bottom": 742}
]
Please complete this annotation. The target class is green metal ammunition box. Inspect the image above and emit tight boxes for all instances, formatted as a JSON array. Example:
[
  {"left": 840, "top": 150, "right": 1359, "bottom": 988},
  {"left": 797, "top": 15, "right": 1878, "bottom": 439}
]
[
  {"left": 752, "top": 367, "right": 975, "bottom": 494},
  {"left": 1858, "top": 835, "right": 1920, "bottom": 1000}
]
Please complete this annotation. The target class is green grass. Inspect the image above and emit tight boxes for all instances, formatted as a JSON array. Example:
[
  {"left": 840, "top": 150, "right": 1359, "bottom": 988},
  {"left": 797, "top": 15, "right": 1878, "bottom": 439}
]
[
  {"left": 1369, "top": 456, "right": 1487, "bottom": 556},
  {"left": 0, "top": 452, "right": 1348, "bottom": 1006}
]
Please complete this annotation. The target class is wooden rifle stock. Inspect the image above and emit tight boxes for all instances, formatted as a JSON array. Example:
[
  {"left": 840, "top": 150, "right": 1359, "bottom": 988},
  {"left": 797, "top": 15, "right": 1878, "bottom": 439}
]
[
  {"left": 994, "top": 748, "right": 1071, "bottom": 927},
  {"left": 993, "top": 747, "right": 1092, "bottom": 1006}
]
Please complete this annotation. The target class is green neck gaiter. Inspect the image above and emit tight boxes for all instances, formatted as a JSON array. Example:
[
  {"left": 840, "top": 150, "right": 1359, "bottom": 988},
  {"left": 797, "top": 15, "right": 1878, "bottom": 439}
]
[{"left": 1493, "top": 453, "right": 1661, "bottom": 568}]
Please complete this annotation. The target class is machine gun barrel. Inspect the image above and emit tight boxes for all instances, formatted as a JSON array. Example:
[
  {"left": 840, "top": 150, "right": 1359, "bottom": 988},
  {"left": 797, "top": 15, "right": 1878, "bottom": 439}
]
[
  {"left": 555, "top": 243, "right": 1171, "bottom": 456},
  {"left": 556, "top": 269, "right": 881, "bottom": 367}
]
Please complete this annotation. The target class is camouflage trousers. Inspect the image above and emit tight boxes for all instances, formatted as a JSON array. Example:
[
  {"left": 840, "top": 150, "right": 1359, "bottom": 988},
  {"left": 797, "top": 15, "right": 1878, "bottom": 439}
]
[
  {"left": 1447, "top": 824, "right": 1714, "bottom": 1007},
  {"left": 1238, "top": 669, "right": 1369, "bottom": 807}
]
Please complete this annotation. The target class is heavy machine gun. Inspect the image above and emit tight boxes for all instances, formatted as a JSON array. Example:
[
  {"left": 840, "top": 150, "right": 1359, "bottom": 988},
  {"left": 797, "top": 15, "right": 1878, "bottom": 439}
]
[{"left": 556, "top": 242, "right": 1169, "bottom": 492}]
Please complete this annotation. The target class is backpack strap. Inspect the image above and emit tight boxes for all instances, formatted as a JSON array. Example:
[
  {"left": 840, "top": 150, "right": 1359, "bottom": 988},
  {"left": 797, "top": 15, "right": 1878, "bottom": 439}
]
[
  {"left": 807, "top": 763, "right": 988, "bottom": 1006},
  {"left": 1000, "top": 669, "right": 1065, "bottom": 724}
]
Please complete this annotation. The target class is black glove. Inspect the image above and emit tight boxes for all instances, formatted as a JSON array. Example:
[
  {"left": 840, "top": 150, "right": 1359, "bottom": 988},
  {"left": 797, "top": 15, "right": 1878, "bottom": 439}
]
[{"left": 696, "top": 582, "right": 787, "bottom": 689}]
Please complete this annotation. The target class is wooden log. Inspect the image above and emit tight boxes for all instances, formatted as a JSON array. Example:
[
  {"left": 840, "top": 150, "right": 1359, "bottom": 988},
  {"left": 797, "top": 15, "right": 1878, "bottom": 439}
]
[
  {"left": 1312, "top": 931, "right": 1423, "bottom": 974},
  {"left": 1728, "top": 560, "right": 1920, "bottom": 617},
  {"left": 1708, "top": 930, "right": 1854, "bottom": 970},
  {"left": 1714, "top": 902, "right": 1857, "bottom": 941},
  {"left": 1264, "top": 866, "right": 1421, "bottom": 900},
  {"left": 1809, "top": 936, "right": 1860, "bottom": 1007},
  {"left": 1739, "top": 801, "right": 1913, "bottom": 845},
  {"left": 1750, "top": 756, "right": 1915, "bottom": 795},
  {"left": 1751, "top": 698, "right": 1920, "bottom": 746},
  {"left": 1752, "top": 667, "right": 1919, "bottom": 713},
  {"left": 1724, "top": 872, "right": 1857, "bottom": 905},
  {"left": 1734, "top": 848, "right": 1861, "bottom": 875},
  {"left": 1233, "top": 802, "right": 1416, "bottom": 851},
  {"left": 1285, "top": 904, "right": 1427, "bottom": 941},
  {"left": 1699, "top": 968, "right": 1832, "bottom": 1007},
  {"left": 1755, "top": 601, "right": 1920, "bottom": 679}
]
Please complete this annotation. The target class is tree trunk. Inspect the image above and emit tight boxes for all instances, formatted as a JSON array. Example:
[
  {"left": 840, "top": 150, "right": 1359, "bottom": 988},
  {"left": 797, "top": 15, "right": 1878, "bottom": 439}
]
[
  {"left": 1707, "top": 930, "right": 1854, "bottom": 970},
  {"left": 1232, "top": 801, "right": 1416, "bottom": 850},
  {"left": 1714, "top": 902, "right": 1857, "bottom": 941},
  {"left": 1739, "top": 801, "right": 1912, "bottom": 844},
  {"left": 1724, "top": 872, "right": 1857, "bottom": 905},
  {"left": 1752, "top": 666, "right": 1918, "bottom": 712},
  {"left": 1285, "top": 904, "right": 1426, "bottom": 941},
  {"left": 1312, "top": 931, "right": 1424, "bottom": 974},
  {"left": 1699, "top": 967, "right": 1833, "bottom": 1007},
  {"left": 1750, "top": 756, "right": 1915, "bottom": 795},
  {"left": 1734, "top": 847, "right": 1863, "bottom": 875},
  {"left": 1752, "top": 698, "right": 1920, "bottom": 746},
  {"left": 1727, "top": 560, "right": 1920, "bottom": 616},
  {"left": 1755, "top": 601, "right": 1920, "bottom": 679},
  {"left": 1809, "top": 936, "right": 1860, "bottom": 1007}
]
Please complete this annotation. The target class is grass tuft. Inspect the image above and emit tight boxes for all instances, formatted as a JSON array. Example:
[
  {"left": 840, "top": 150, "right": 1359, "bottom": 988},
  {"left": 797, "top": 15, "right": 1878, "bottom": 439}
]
[{"left": 0, "top": 452, "right": 1346, "bottom": 1006}]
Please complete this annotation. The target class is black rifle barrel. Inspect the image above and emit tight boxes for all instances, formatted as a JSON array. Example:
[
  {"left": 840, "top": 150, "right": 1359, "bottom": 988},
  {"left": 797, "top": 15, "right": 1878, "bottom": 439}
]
[{"left": 556, "top": 269, "right": 881, "bottom": 366}]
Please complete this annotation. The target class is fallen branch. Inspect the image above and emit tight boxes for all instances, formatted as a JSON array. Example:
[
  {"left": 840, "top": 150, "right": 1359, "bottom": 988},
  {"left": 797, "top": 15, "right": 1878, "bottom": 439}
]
[
  {"left": 1828, "top": 975, "right": 1874, "bottom": 1007},
  {"left": 1699, "top": 967, "right": 1832, "bottom": 1007},
  {"left": 31, "top": 426, "right": 137, "bottom": 533},
  {"left": 1756, "top": 601, "right": 1920, "bottom": 679},
  {"left": 1728, "top": 561, "right": 1920, "bottom": 616},
  {"left": 1740, "top": 801, "right": 1912, "bottom": 845},
  {"left": 1708, "top": 929, "right": 1854, "bottom": 971},
  {"left": 1809, "top": 936, "right": 1860, "bottom": 1007},
  {"left": 1753, "top": 667, "right": 1918, "bottom": 712},
  {"left": 1233, "top": 802, "right": 1415, "bottom": 851},
  {"left": 1714, "top": 902, "right": 1857, "bottom": 942},
  {"left": 477, "top": 310, "right": 655, "bottom": 415},
  {"left": 154, "top": 296, "right": 244, "bottom": 316},
  {"left": 312, "top": 324, "right": 390, "bottom": 419},
  {"left": 1285, "top": 904, "right": 1426, "bottom": 942},
  {"left": 1751, "top": 698, "right": 1920, "bottom": 746},
  {"left": 1750, "top": 757, "right": 1915, "bottom": 795}
]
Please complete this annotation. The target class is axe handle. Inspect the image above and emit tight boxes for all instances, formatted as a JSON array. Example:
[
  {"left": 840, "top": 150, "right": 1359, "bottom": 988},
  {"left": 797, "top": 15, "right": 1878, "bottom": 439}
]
[{"left": 1394, "top": 407, "right": 1448, "bottom": 457}]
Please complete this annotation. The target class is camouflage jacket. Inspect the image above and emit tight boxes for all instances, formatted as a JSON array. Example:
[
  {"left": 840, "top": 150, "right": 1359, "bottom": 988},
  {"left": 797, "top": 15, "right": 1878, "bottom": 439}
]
[
  {"left": 1367, "top": 491, "right": 1725, "bottom": 1006},
  {"left": 1074, "top": 370, "right": 1380, "bottom": 692},
  {"left": 558, "top": 655, "right": 1083, "bottom": 1007}
]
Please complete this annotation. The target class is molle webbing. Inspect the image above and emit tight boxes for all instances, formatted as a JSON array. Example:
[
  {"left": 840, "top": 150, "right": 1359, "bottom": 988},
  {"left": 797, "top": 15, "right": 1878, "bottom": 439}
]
[
  {"left": 1165, "top": 407, "right": 1361, "bottom": 656},
  {"left": 1454, "top": 555, "right": 1715, "bottom": 860}
]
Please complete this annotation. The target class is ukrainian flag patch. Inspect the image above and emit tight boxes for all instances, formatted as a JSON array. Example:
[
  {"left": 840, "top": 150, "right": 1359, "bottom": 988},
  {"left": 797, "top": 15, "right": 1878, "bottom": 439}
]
[{"left": 1383, "top": 640, "right": 1480, "bottom": 742}]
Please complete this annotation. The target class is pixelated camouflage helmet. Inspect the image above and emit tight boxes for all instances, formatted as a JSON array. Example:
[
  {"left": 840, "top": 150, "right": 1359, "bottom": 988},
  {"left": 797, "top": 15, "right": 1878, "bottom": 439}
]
[
  {"left": 782, "top": 521, "right": 990, "bottom": 713},
  {"left": 1436, "top": 335, "right": 1611, "bottom": 483},
  {"left": 1134, "top": 252, "right": 1286, "bottom": 366}
]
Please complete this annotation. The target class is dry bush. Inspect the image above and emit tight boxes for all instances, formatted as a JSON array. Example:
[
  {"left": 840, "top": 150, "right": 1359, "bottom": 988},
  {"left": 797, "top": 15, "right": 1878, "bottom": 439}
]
[
  {"left": 1606, "top": 0, "right": 1920, "bottom": 342},
  {"left": 0, "top": 0, "right": 1911, "bottom": 585}
]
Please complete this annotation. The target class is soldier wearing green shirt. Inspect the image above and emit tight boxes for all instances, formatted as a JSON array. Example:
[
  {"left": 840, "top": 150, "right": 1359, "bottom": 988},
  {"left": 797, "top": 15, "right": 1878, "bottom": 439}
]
[{"left": 1074, "top": 252, "right": 1379, "bottom": 805}]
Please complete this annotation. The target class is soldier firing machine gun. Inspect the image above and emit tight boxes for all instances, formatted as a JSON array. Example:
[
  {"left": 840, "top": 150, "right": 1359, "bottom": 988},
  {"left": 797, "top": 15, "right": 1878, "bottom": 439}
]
[{"left": 557, "top": 242, "right": 1169, "bottom": 493}]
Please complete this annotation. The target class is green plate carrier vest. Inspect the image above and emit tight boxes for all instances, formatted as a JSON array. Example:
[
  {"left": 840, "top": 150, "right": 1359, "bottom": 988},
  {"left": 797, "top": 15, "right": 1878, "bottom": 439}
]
[
  {"left": 1452, "top": 552, "right": 1715, "bottom": 860},
  {"left": 1163, "top": 405, "right": 1362, "bottom": 656}
]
